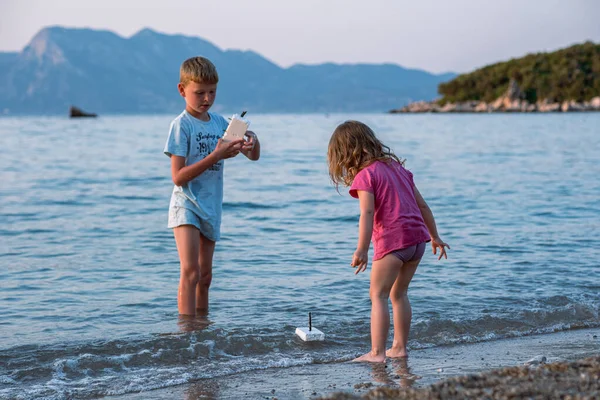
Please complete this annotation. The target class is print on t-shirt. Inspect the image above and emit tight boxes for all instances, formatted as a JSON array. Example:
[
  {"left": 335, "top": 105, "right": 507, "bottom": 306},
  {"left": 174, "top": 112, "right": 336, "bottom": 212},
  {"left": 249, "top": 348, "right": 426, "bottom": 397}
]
[{"left": 195, "top": 131, "right": 222, "bottom": 171}]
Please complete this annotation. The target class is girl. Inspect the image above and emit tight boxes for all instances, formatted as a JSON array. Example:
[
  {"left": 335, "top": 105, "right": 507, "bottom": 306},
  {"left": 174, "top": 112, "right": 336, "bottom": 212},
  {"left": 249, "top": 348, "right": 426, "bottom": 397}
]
[{"left": 327, "top": 120, "right": 449, "bottom": 363}]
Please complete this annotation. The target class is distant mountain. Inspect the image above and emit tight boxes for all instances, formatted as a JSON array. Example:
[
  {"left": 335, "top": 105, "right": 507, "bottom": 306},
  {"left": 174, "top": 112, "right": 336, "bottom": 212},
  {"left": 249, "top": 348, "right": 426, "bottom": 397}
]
[{"left": 0, "top": 26, "right": 455, "bottom": 115}]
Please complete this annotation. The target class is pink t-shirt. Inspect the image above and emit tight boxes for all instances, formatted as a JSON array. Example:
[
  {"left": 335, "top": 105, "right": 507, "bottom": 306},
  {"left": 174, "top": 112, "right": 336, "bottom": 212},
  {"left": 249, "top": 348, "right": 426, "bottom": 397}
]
[{"left": 350, "top": 160, "right": 430, "bottom": 261}]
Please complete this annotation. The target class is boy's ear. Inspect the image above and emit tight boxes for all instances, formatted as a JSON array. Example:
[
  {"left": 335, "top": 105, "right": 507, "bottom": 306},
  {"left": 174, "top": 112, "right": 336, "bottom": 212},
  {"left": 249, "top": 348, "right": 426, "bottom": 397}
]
[{"left": 177, "top": 83, "right": 186, "bottom": 98}]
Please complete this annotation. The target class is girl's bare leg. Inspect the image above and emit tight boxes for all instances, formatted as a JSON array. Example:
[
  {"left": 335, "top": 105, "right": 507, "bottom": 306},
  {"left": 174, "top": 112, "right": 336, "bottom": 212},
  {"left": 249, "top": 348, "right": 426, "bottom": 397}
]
[
  {"left": 387, "top": 259, "right": 420, "bottom": 358},
  {"left": 353, "top": 253, "right": 404, "bottom": 363},
  {"left": 173, "top": 226, "right": 201, "bottom": 316},
  {"left": 195, "top": 233, "right": 215, "bottom": 315}
]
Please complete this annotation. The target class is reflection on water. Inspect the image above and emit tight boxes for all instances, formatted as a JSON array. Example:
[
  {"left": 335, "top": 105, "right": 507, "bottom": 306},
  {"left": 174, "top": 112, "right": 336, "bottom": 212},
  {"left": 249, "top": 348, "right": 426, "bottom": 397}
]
[
  {"left": 367, "top": 358, "right": 422, "bottom": 389},
  {"left": 180, "top": 315, "right": 218, "bottom": 399},
  {"left": 391, "top": 358, "right": 422, "bottom": 388},
  {"left": 369, "top": 362, "right": 396, "bottom": 386},
  {"left": 178, "top": 314, "right": 213, "bottom": 333}
]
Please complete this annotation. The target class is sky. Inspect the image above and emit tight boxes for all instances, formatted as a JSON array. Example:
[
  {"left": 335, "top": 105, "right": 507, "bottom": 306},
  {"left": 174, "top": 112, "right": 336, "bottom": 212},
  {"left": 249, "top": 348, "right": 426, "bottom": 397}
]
[{"left": 0, "top": 0, "right": 599, "bottom": 74}]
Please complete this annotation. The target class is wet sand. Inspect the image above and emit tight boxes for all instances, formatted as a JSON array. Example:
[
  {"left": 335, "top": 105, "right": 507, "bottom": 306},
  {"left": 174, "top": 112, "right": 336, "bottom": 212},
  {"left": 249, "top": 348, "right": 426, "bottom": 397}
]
[
  {"left": 321, "top": 355, "right": 600, "bottom": 399},
  {"left": 108, "top": 328, "right": 599, "bottom": 400}
]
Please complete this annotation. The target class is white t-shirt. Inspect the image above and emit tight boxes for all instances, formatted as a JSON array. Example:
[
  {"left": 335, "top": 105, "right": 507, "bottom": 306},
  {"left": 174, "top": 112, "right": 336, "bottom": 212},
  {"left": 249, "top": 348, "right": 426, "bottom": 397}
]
[{"left": 164, "top": 110, "right": 229, "bottom": 240}]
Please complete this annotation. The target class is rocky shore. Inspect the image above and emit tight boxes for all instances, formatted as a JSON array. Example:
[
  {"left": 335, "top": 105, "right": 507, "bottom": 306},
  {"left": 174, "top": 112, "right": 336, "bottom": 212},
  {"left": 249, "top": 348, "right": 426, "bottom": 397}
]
[
  {"left": 391, "top": 80, "right": 600, "bottom": 113},
  {"left": 320, "top": 355, "right": 600, "bottom": 400}
]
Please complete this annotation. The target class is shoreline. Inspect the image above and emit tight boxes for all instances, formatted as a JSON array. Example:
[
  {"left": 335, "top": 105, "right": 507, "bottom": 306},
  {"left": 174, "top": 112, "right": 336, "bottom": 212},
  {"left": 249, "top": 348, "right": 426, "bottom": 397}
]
[
  {"left": 389, "top": 99, "right": 600, "bottom": 114},
  {"left": 390, "top": 81, "right": 600, "bottom": 114},
  {"left": 108, "top": 327, "right": 599, "bottom": 400},
  {"left": 390, "top": 109, "right": 600, "bottom": 114}
]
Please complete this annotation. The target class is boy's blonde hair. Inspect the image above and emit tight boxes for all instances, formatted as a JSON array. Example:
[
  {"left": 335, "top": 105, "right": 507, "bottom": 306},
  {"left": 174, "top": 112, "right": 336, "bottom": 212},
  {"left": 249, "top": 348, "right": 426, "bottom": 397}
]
[
  {"left": 180, "top": 56, "right": 219, "bottom": 86},
  {"left": 327, "top": 120, "right": 404, "bottom": 188}
]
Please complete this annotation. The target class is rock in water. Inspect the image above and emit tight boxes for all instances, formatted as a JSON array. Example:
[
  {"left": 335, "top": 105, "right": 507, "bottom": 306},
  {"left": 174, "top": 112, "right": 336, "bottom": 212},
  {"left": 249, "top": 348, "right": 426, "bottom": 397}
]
[{"left": 69, "top": 106, "right": 97, "bottom": 118}]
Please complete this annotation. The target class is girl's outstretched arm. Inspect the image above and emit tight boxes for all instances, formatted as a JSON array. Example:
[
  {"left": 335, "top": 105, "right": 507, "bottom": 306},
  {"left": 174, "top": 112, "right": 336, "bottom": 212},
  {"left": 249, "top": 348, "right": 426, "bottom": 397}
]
[
  {"left": 352, "top": 190, "right": 374, "bottom": 274},
  {"left": 413, "top": 185, "right": 450, "bottom": 260}
]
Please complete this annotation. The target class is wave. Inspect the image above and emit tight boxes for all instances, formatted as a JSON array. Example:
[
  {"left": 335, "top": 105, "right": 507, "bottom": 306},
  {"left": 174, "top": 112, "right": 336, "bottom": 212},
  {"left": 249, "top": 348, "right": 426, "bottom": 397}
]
[{"left": 1, "top": 294, "right": 597, "bottom": 399}]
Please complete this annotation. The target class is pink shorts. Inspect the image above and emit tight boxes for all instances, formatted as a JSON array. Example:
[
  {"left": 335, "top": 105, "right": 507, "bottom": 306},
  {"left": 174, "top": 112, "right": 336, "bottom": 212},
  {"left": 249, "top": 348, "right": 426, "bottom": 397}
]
[{"left": 388, "top": 242, "right": 426, "bottom": 263}]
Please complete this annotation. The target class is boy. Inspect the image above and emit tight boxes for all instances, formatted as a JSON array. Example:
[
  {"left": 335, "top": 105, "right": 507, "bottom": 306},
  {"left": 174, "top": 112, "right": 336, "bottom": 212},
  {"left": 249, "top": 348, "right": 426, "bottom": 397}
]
[{"left": 164, "top": 56, "right": 260, "bottom": 316}]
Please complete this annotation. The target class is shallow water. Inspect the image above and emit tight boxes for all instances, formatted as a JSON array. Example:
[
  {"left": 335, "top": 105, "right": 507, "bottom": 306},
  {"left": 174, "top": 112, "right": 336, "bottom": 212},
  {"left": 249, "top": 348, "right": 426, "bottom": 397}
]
[{"left": 0, "top": 113, "right": 599, "bottom": 398}]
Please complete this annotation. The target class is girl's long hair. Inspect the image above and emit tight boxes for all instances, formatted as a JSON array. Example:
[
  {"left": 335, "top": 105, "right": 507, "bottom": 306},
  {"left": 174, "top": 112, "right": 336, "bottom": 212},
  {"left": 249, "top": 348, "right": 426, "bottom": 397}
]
[{"left": 327, "top": 120, "right": 403, "bottom": 188}]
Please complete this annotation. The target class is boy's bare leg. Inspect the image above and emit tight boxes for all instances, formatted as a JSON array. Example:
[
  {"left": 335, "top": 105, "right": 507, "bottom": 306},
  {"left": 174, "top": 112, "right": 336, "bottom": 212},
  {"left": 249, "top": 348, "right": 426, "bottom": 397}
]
[
  {"left": 173, "top": 226, "right": 201, "bottom": 316},
  {"left": 195, "top": 233, "right": 215, "bottom": 315},
  {"left": 387, "top": 259, "right": 420, "bottom": 358},
  {"left": 353, "top": 254, "right": 403, "bottom": 363}
]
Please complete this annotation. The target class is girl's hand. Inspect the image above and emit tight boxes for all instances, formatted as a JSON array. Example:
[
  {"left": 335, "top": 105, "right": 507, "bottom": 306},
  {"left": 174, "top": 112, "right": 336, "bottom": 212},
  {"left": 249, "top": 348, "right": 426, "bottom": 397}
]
[
  {"left": 351, "top": 249, "right": 368, "bottom": 274},
  {"left": 214, "top": 138, "right": 244, "bottom": 160},
  {"left": 242, "top": 131, "right": 257, "bottom": 152},
  {"left": 431, "top": 237, "right": 450, "bottom": 260}
]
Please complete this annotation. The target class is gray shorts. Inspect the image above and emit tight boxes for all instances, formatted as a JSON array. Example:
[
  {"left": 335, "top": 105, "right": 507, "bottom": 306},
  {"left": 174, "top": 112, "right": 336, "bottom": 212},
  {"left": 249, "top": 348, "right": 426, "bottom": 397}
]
[
  {"left": 168, "top": 207, "right": 219, "bottom": 241},
  {"left": 389, "top": 242, "right": 426, "bottom": 263}
]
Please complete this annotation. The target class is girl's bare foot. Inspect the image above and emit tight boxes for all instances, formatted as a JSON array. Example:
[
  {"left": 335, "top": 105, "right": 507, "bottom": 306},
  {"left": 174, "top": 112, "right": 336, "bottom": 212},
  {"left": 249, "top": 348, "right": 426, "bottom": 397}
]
[
  {"left": 386, "top": 347, "right": 408, "bottom": 358},
  {"left": 352, "top": 351, "right": 386, "bottom": 363}
]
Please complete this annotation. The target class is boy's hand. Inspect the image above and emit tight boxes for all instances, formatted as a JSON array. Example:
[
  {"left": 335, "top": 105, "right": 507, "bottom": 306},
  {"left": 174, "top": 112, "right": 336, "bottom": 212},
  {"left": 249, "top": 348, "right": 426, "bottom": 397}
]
[
  {"left": 242, "top": 131, "right": 257, "bottom": 152},
  {"left": 214, "top": 138, "right": 243, "bottom": 160},
  {"left": 431, "top": 237, "right": 450, "bottom": 260},
  {"left": 351, "top": 249, "right": 368, "bottom": 274}
]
